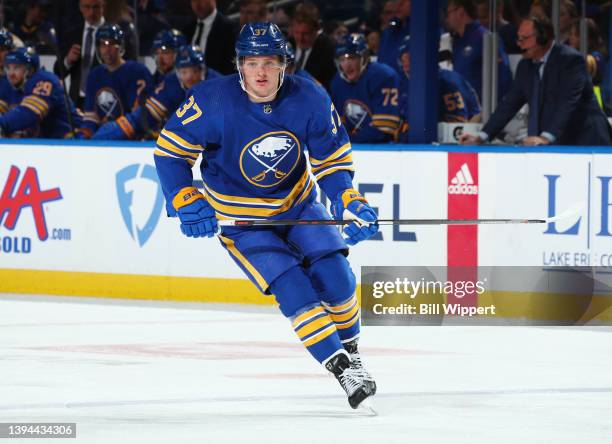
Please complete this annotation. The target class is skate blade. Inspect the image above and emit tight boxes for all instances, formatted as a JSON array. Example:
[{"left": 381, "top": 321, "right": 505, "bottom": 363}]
[{"left": 358, "top": 397, "right": 378, "bottom": 416}]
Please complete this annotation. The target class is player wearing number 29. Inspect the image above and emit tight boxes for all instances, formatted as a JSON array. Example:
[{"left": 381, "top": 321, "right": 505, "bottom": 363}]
[
  {"left": 154, "top": 22, "right": 379, "bottom": 409},
  {"left": 330, "top": 33, "right": 401, "bottom": 143},
  {"left": 80, "top": 24, "right": 152, "bottom": 138},
  {"left": 0, "top": 46, "right": 82, "bottom": 138}
]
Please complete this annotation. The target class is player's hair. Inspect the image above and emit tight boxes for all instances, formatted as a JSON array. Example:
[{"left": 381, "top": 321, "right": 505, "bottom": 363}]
[
  {"left": 527, "top": 15, "right": 554, "bottom": 46},
  {"left": 448, "top": 0, "right": 477, "bottom": 19}
]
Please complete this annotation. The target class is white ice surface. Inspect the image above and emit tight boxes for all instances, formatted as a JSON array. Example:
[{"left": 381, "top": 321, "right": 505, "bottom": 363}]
[{"left": 1, "top": 295, "right": 611, "bottom": 444}]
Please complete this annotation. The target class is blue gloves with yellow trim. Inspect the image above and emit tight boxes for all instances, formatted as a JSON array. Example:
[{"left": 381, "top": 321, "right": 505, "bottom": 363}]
[
  {"left": 173, "top": 187, "right": 219, "bottom": 238},
  {"left": 331, "top": 188, "right": 379, "bottom": 246}
]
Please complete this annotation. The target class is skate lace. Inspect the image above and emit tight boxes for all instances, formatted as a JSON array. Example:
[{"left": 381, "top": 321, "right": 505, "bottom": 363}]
[
  {"left": 339, "top": 366, "right": 363, "bottom": 396},
  {"left": 350, "top": 352, "right": 374, "bottom": 382}
]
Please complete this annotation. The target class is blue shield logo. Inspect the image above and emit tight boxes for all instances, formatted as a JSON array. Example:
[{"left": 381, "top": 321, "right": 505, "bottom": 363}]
[{"left": 116, "top": 164, "right": 164, "bottom": 247}]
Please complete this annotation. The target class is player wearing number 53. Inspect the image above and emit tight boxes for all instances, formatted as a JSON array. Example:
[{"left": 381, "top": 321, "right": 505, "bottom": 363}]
[
  {"left": 154, "top": 22, "right": 379, "bottom": 410},
  {"left": 0, "top": 46, "right": 82, "bottom": 138},
  {"left": 330, "top": 33, "right": 401, "bottom": 143},
  {"left": 79, "top": 24, "right": 152, "bottom": 139}
]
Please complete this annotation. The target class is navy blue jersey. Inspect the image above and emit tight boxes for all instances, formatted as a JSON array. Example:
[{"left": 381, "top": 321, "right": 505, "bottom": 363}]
[
  {"left": 154, "top": 74, "right": 354, "bottom": 220},
  {"left": 452, "top": 21, "right": 512, "bottom": 102},
  {"left": 330, "top": 62, "right": 401, "bottom": 143},
  {"left": 398, "top": 68, "right": 481, "bottom": 143},
  {"left": 82, "top": 61, "right": 152, "bottom": 135},
  {"left": 115, "top": 67, "right": 222, "bottom": 139},
  {"left": 0, "top": 69, "right": 81, "bottom": 138},
  {"left": 152, "top": 69, "right": 167, "bottom": 88}
]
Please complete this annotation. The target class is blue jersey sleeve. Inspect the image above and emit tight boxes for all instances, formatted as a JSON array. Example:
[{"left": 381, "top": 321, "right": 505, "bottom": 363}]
[
  {"left": 439, "top": 74, "right": 469, "bottom": 123},
  {"left": 82, "top": 68, "right": 100, "bottom": 136},
  {"left": 305, "top": 85, "right": 355, "bottom": 200},
  {"left": 154, "top": 90, "right": 206, "bottom": 214},
  {"left": 0, "top": 74, "right": 53, "bottom": 135}
]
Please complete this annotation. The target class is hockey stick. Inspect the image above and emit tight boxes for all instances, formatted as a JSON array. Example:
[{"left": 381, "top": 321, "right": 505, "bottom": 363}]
[
  {"left": 217, "top": 203, "right": 585, "bottom": 227},
  {"left": 218, "top": 218, "right": 547, "bottom": 227}
]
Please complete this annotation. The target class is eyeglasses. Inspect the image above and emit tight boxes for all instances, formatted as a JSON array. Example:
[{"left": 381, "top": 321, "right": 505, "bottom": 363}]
[{"left": 516, "top": 33, "right": 536, "bottom": 43}]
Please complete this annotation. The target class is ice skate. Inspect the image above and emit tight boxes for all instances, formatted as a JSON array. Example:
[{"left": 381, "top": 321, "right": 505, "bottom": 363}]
[
  {"left": 325, "top": 352, "right": 376, "bottom": 410},
  {"left": 344, "top": 339, "right": 377, "bottom": 395}
]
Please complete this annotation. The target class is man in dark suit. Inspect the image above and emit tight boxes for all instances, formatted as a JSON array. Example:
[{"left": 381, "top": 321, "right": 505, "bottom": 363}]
[
  {"left": 289, "top": 7, "right": 336, "bottom": 90},
  {"left": 53, "top": 0, "right": 105, "bottom": 108},
  {"left": 460, "top": 16, "right": 611, "bottom": 146},
  {"left": 182, "top": 0, "right": 235, "bottom": 75}
]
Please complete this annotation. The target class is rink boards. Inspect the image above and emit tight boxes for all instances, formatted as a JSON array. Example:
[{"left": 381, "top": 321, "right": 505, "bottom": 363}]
[{"left": 1, "top": 140, "right": 612, "bottom": 318}]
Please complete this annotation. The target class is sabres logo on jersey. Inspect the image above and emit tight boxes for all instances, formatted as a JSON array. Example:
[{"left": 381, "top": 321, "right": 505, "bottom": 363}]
[
  {"left": 343, "top": 99, "right": 371, "bottom": 130},
  {"left": 96, "top": 87, "right": 124, "bottom": 122},
  {"left": 239, "top": 131, "right": 301, "bottom": 188}
]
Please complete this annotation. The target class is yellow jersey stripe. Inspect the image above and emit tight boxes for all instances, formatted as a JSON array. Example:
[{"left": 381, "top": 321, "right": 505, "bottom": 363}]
[
  {"left": 219, "top": 234, "right": 268, "bottom": 291},
  {"left": 314, "top": 165, "right": 355, "bottom": 181},
  {"left": 22, "top": 97, "right": 48, "bottom": 113},
  {"left": 153, "top": 148, "right": 196, "bottom": 166},
  {"left": 310, "top": 153, "right": 353, "bottom": 174},
  {"left": 156, "top": 137, "right": 200, "bottom": 160},
  {"left": 372, "top": 113, "right": 401, "bottom": 122},
  {"left": 161, "top": 128, "right": 203, "bottom": 150},
  {"left": 309, "top": 142, "right": 352, "bottom": 166},
  {"left": 21, "top": 102, "right": 44, "bottom": 116},
  {"left": 145, "top": 103, "right": 163, "bottom": 122},
  {"left": 149, "top": 97, "right": 167, "bottom": 113}
]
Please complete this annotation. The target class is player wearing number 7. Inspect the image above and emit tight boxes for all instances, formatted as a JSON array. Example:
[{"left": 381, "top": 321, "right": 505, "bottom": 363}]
[
  {"left": 0, "top": 45, "right": 82, "bottom": 138},
  {"left": 154, "top": 22, "right": 379, "bottom": 410}
]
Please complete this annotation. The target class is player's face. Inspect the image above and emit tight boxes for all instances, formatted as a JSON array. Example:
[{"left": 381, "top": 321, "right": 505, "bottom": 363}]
[
  {"left": 80, "top": 0, "right": 104, "bottom": 25},
  {"left": 400, "top": 52, "right": 410, "bottom": 76},
  {"left": 0, "top": 47, "right": 10, "bottom": 71},
  {"left": 241, "top": 55, "right": 284, "bottom": 100},
  {"left": 517, "top": 21, "right": 539, "bottom": 59},
  {"left": 568, "top": 26, "right": 579, "bottom": 49},
  {"left": 6, "top": 64, "right": 27, "bottom": 88},
  {"left": 178, "top": 66, "right": 203, "bottom": 89},
  {"left": 98, "top": 40, "right": 121, "bottom": 67},
  {"left": 338, "top": 54, "right": 363, "bottom": 82},
  {"left": 155, "top": 48, "right": 175, "bottom": 74}
]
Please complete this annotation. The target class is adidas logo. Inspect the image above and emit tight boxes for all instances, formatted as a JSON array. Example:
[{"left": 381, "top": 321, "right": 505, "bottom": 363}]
[{"left": 448, "top": 163, "right": 478, "bottom": 195}]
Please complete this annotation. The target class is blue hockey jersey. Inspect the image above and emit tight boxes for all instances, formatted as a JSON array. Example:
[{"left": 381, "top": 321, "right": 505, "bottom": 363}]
[
  {"left": 82, "top": 60, "right": 152, "bottom": 135},
  {"left": 154, "top": 74, "right": 354, "bottom": 220},
  {"left": 108, "top": 67, "right": 221, "bottom": 140},
  {"left": 397, "top": 68, "right": 482, "bottom": 142},
  {"left": 330, "top": 62, "right": 401, "bottom": 143},
  {"left": 0, "top": 69, "right": 81, "bottom": 138}
]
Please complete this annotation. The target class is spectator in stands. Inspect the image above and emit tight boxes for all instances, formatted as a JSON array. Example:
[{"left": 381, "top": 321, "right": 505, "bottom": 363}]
[
  {"left": 80, "top": 24, "right": 152, "bottom": 138},
  {"left": 289, "top": 4, "right": 336, "bottom": 90},
  {"left": 330, "top": 33, "right": 400, "bottom": 143},
  {"left": 459, "top": 16, "right": 612, "bottom": 146},
  {"left": 476, "top": 0, "right": 520, "bottom": 54},
  {"left": 0, "top": 30, "right": 17, "bottom": 116},
  {"left": 151, "top": 29, "right": 187, "bottom": 87},
  {"left": 53, "top": 0, "right": 105, "bottom": 108},
  {"left": 445, "top": 0, "right": 513, "bottom": 102},
  {"left": 11, "top": 0, "right": 57, "bottom": 55},
  {"left": 377, "top": 0, "right": 410, "bottom": 75},
  {"left": 378, "top": 0, "right": 398, "bottom": 31},
  {"left": 0, "top": 47, "right": 82, "bottom": 138},
  {"left": 104, "top": 0, "right": 139, "bottom": 60},
  {"left": 569, "top": 18, "right": 607, "bottom": 86},
  {"left": 396, "top": 35, "right": 481, "bottom": 143},
  {"left": 136, "top": 0, "right": 170, "bottom": 56},
  {"left": 559, "top": 0, "right": 578, "bottom": 44},
  {"left": 183, "top": 0, "right": 236, "bottom": 75},
  {"left": 285, "top": 41, "right": 318, "bottom": 84},
  {"left": 366, "top": 30, "right": 381, "bottom": 59},
  {"left": 93, "top": 45, "right": 221, "bottom": 140},
  {"left": 529, "top": 0, "right": 550, "bottom": 19},
  {"left": 322, "top": 20, "right": 349, "bottom": 44},
  {"left": 239, "top": 0, "right": 268, "bottom": 29}
]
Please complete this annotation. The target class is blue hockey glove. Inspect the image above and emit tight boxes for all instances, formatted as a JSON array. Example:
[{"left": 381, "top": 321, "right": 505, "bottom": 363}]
[
  {"left": 331, "top": 189, "right": 379, "bottom": 246},
  {"left": 172, "top": 187, "right": 218, "bottom": 238},
  {"left": 93, "top": 121, "right": 125, "bottom": 140}
]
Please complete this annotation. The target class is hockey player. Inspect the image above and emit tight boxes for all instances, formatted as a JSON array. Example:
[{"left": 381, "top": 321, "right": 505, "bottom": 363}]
[
  {"left": 151, "top": 29, "right": 187, "bottom": 87},
  {"left": 396, "top": 35, "right": 482, "bottom": 142},
  {"left": 330, "top": 33, "right": 401, "bottom": 143},
  {"left": 80, "top": 24, "right": 152, "bottom": 138},
  {"left": 93, "top": 45, "right": 221, "bottom": 140},
  {"left": 0, "top": 29, "right": 17, "bottom": 115},
  {"left": 154, "top": 22, "right": 379, "bottom": 409},
  {"left": 0, "top": 46, "right": 82, "bottom": 138}
]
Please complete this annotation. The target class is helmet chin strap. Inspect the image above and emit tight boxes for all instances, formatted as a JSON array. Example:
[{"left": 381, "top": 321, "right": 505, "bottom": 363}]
[{"left": 237, "top": 63, "right": 286, "bottom": 102}]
